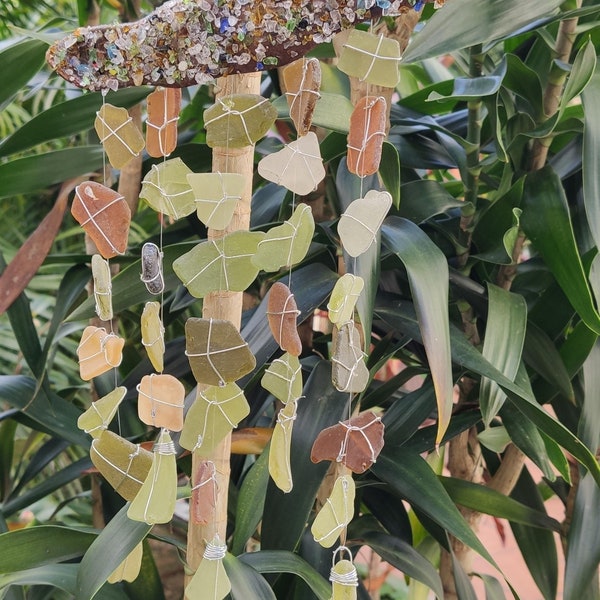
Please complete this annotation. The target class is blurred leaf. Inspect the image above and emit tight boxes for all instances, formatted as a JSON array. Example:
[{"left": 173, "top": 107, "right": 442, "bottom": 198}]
[
  {"left": 521, "top": 166, "right": 600, "bottom": 334},
  {"left": 561, "top": 39, "right": 596, "bottom": 111},
  {"left": 427, "top": 72, "right": 504, "bottom": 102},
  {"left": 403, "top": 0, "right": 563, "bottom": 63},
  {"left": 356, "top": 531, "right": 443, "bottom": 598},
  {"left": 439, "top": 477, "right": 560, "bottom": 530},
  {"left": 77, "top": 504, "right": 151, "bottom": 600},
  {"left": 475, "top": 574, "right": 506, "bottom": 600},
  {"left": 480, "top": 284, "right": 527, "bottom": 426},
  {"left": 225, "top": 554, "right": 277, "bottom": 600},
  {"left": 239, "top": 550, "right": 330, "bottom": 600},
  {"left": 382, "top": 217, "right": 453, "bottom": 444},
  {"left": 399, "top": 180, "right": 467, "bottom": 224},
  {"left": 0, "top": 39, "right": 47, "bottom": 111},
  {"left": 0, "top": 147, "right": 104, "bottom": 200}
]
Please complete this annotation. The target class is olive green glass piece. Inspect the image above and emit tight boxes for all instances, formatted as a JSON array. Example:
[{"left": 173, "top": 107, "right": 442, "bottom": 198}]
[
  {"left": 261, "top": 353, "right": 302, "bottom": 405},
  {"left": 77, "top": 386, "right": 126, "bottom": 438},
  {"left": 311, "top": 474, "right": 355, "bottom": 548},
  {"left": 327, "top": 274, "right": 364, "bottom": 327}
]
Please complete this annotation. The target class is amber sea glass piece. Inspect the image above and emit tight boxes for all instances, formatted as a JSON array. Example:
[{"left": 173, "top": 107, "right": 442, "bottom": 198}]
[
  {"left": 137, "top": 373, "right": 185, "bottom": 431},
  {"left": 72, "top": 181, "right": 130, "bottom": 258},
  {"left": 337, "top": 29, "right": 401, "bottom": 88},
  {"left": 140, "top": 242, "right": 164, "bottom": 295},
  {"left": 204, "top": 94, "right": 277, "bottom": 148},
  {"left": 331, "top": 321, "right": 369, "bottom": 394},
  {"left": 77, "top": 386, "right": 126, "bottom": 438},
  {"left": 337, "top": 190, "right": 392, "bottom": 258},
  {"left": 90, "top": 430, "right": 153, "bottom": 501},
  {"left": 95, "top": 103, "right": 145, "bottom": 169},
  {"left": 185, "top": 318, "right": 255, "bottom": 385},
  {"left": 311, "top": 411, "right": 385, "bottom": 474},
  {"left": 257, "top": 131, "right": 325, "bottom": 196},
  {"left": 141, "top": 301, "right": 165, "bottom": 373},
  {"left": 146, "top": 87, "right": 181, "bottom": 158},
  {"left": 267, "top": 282, "right": 302, "bottom": 357},
  {"left": 347, "top": 96, "right": 387, "bottom": 177},
  {"left": 190, "top": 460, "right": 217, "bottom": 525},
  {"left": 140, "top": 158, "right": 196, "bottom": 219},
  {"left": 91, "top": 253, "right": 113, "bottom": 322},
  {"left": 282, "top": 57, "right": 321, "bottom": 136},
  {"left": 77, "top": 325, "right": 124, "bottom": 381}
]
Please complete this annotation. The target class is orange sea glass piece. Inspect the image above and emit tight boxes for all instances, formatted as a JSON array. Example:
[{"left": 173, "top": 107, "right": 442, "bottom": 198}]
[
  {"left": 282, "top": 57, "right": 321, "bottom": 136},
  {"left": 137, "top": 373, "right": 185, "bottom": 431},
  {"left": 190, "top": 460, "right": 217, "bottom": 525},
  {"left": 72, "top": 181, "right": 130, "bottom": 258},
  {"left": 347, "top": 96, "right": 387, "bottom": 177},
  {"left": 267, "top": 282, "right": 302, "bottom": 357},
  {"left": 146, "top": 87, "right": 181, "bottom": 158},
  {"left": 77, "top": 325, "right": 124, "bottom": 380}
]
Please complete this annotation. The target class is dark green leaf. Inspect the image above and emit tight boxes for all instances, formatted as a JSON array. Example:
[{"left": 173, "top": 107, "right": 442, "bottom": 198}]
[
  {"left": 379, "top": 142, "right": 401, "bottom": 210},
  {"left": 582, "top": 68, "right": 600, "bottom": 251},
  {"left": 561, "top": 39, "right": 596, "bottom": 111},
  {"left": 399, "top": 180, "right": 467, "bottom": 224},
  {"left": 225, "top": 554, "right": 277, "bottom": 600}
]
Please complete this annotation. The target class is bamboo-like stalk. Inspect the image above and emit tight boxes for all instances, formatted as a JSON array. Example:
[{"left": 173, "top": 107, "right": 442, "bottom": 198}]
[{"left": 185, "top": 72, "right": 262, "bottom": 588}]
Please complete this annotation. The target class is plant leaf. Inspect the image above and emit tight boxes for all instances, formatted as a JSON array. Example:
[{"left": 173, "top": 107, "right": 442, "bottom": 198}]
[
  {"left": 225, "top": 554, "right": 276, "bottom": 600},
  {"left": 381, "top": 217, "right": 453, "bottom": 444}
]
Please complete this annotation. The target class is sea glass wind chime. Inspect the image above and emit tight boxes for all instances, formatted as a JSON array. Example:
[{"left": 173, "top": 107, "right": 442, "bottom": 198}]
[{"left": 47, "top": 0, "right": 440, "bottom": 596}]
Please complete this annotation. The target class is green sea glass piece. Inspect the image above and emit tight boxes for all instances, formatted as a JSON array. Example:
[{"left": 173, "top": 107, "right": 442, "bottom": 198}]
[
  {"left": 185, "top": 537, "right": 231, "bottom": 600},
  {"left": 185, "top": 318, "right": 256, "bottom": 385},
  {"left": 204, "top": 94, "right": 277, "bottom": 148},
  {"left": 91, "top": 254, "right": 113, "bottom": 322},
  {"left": 77, "top": 386, "right": 126, "bottom": 438},
  {"left": 139, "top": 158, "right": 196, "bottom": 220},
  {"left": 173, "top": 231, "right": 264, "bottom": 298},
  {"left": 337, "top": 190, "right": 392, "bottom": 258},
  {"left": 331, "top": 321, "right": 369, "bottom": 394},
  {"left": 179, "top": 383, "right": 250, "bottom": 455},
  {"left": 187, "top": 172, "right": 245, "bottom": 230},
  {"left": 141, "top": 301, "right": 165, "bottom": 373},
  {"left": 330, "top": 557, "right": 359, "bottom": 600},
  {"left": 337, "top": 29, "right": 401, "bottom": 88},
  {"left": 261, "top": 353, "right": 302, "bottom": 405},
  {"left": 327, "top": 274, "right": 364, "bottom": 327},
  {"left": 257, "top": 131, "right": 326, "bottom": 196},
  {"left": 90, "top": 431, "right": 153, "bottom": 501},
  {"left": 311, "top": 474, "right": 355, "bottom": 548},
  {"left": 108, "top": 542, "right": 143, "bottom": 583},
  {"left": 269, "top": 399, "right": 297, "bottom": 493},
  {"left": 128, "top": 429, "right": 177, "bottom": 524},
  {"left": 252, "top": 203, "right": 315, "bottom": 272}
]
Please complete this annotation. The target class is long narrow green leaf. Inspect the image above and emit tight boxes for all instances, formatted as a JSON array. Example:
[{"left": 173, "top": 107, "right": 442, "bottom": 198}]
[
  {"left": 76, "top": 504, "right": 152, "bottom": 600},
  {"left": 561, "top": 40, "right": 596, "bottom": 112},
  {"left": 372, "top": 449, "right": 497, "bottom": 567},
  {"left": 0, "top": 39, "right": 47, "bottom": 111},
  {"left": 480, "top": 283, "right": 527, "bottom": 426},
  {"left": 439, "top": 477, "right": 560, "bottom": 531},
  {"left": 225, "top": 554, "right": 277, "bottom": 600},
  {"left": 382, "top": 217, "right": 453, "bottom": 444},
  {"left": 0, "top": 526, "right": 96, "bottom": 573},
  {"left": 356, "top": 531, "right": 443, "bottom": 599},
  {"left": 521, "top": 166, "right": 600, "bottom": 334},
  {"left": 238, "top": 550, "right": 330, "bottom": 600},
  {"left": 403, "top": 0, "right": 563, "bottom": 63},
  {"left": 379, "top": 142, "right": 401, "bottom": 210},
  {"left": 0, "top": 147, "right": 104, "bottom": 200}
]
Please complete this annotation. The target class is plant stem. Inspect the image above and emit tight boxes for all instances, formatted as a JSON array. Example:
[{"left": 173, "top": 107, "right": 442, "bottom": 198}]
[{"left": 185, "top": 72, "right": 261, "bottom": 592}]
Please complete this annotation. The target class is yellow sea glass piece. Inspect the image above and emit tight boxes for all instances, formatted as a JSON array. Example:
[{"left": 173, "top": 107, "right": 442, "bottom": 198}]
[
  {"left": 185, "top": 318, "right": 256, "bottom": 385},
  {"left": 140, "top": 158, "right": 196, "bottom": 219},
  {"left": 311, "top": 474, "right": 355, "bottom": 548},
  {"left": 90, "top": 431, "right": 153, "bottom": 501},
  {"left": 204, "top": 94, "right": 277, "bottom": 148},
  {"left": 337, "top": 190, "right": 392, "bottom": 258},
  {"left": 137, "top": 373, "right": 185, "bottom": 431},
  {"left": 185, "top": 537, "right": 231, "bottom": 600},
  {"left": 128, "top": 429, "right": 178, "bottom": 525},
  {"left": 108, "top": 542, "right": 143, "bottom": 584},
  {"left": 77, "top": 326, "right": 124, "bottom": 381},
  {"left": 173, "top": 231, "right": 264, "bottom": 298},
  {"left": 337, "top": 29, "right": 401, "bottom": 88},
  {"left": 329, "top": 551, "right": 358, "bottom": 600},
  {"left": 257, "top": 131, "right": 325, "bottom": 196},
  {"left": 261, "top": 353, "right": 302, "bottom": 405},
  {"left": 187, "top": 172, "right": 245, "bottom": 230},
  {"left": 77, "top": 386, "right": 126, "bottom": 438},
  {"left": 331, "top": 321, "right": 369, "bottom": 394},
  {"left": 252, "top": 203, "right": 315, "bottom": 272},
  {"left": 94, "top": 103, "right": 145, "bottom": 169},
  {"left": 269, "top": 399, "right": 297, "bottom": 493},
  {"left": 327, "top": 274, "right": 364, "bottom": 327},
  {"left": 179, "top": 383, "right": 250, "bottom": 456},
  {"left": 141, "top": 301, "right": 165, "bottom": 373},
  {"left": 91, "top": 254, "right": 112, "bottom": 322}
]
